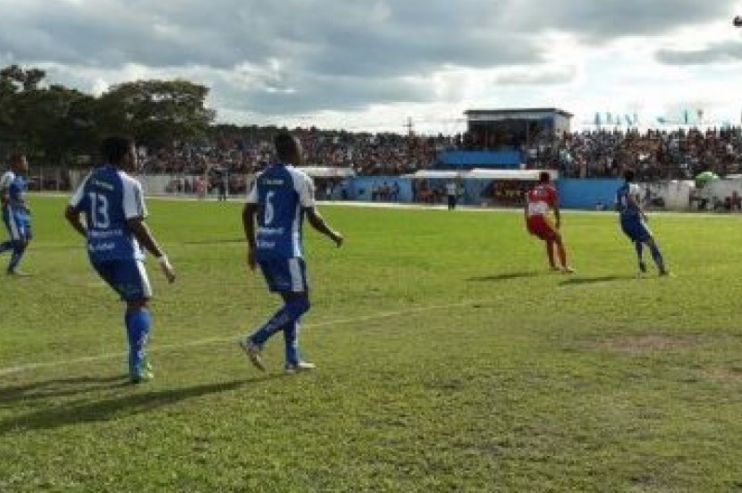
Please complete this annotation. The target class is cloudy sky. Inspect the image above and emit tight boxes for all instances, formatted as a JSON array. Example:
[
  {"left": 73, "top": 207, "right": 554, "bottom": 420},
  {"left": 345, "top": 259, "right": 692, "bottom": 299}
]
[{"left": 1, "top": 0, "right": 741, "bottom": 133}]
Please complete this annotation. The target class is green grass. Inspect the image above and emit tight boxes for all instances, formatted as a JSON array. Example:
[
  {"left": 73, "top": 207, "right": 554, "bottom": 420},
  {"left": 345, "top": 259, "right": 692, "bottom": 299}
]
[{"left": 1, "top": 195, "right": 742, "bottom": 492}]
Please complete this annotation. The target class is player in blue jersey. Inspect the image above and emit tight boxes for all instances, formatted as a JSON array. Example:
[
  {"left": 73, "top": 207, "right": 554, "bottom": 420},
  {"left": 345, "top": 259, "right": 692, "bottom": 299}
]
[
  {"left": 0, "top": 153, "right": 32, "bottom": 275},
  {"left": 239, "top": 132, "right": 344, "bottom": 373},
  {"left": 616, "top": 169, "right": 668, "bottom": 276},
  {"left": 65, "top": 137, "right": 176, "bottom": 383}
]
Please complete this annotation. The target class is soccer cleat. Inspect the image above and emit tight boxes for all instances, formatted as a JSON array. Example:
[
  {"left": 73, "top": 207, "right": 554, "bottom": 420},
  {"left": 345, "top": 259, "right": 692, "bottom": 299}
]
[
  {"left": 239, "top": 339, "right": 266, "bottom": 372},
  {"left": 658, "top": 269, "right": 671, "bottom": 277},
  {"left": 638, "top": 261, "right": 647, "bottom": 274},
  {"left": 284, "top": 361, "right": 316, "bottom": 374},
  {"left": 561, "top": 266, "right": 575, "bottom": 274},
  {"left": 129, "top": 357, "right": 154, "bottom": 384},
  {"left": 6, "top": 269, "right": 30, "bottom": 277}
]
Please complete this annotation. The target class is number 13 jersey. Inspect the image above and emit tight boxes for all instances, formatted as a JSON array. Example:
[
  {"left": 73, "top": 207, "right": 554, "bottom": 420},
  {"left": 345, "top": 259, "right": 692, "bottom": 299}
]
[
  {"left": 69, "top": 165, "right": 148, "bottom": 263},
  {"left": 246, "top": 164, "right": 315, "bottom": 260}
]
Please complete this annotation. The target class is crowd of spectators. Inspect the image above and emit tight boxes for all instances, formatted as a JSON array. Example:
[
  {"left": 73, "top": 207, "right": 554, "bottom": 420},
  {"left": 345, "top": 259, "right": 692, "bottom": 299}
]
[
  {"left": 138, "top": 125, "right": 742, "bottom": 182},
  {"left": 528, "top": 127, "right": 742, "bottom": 180}
]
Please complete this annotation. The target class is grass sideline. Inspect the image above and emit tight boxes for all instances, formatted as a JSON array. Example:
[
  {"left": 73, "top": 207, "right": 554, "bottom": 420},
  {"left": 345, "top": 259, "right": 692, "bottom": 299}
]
[{"left": 1, "top": 196, "right": 742, "bottom": 491}]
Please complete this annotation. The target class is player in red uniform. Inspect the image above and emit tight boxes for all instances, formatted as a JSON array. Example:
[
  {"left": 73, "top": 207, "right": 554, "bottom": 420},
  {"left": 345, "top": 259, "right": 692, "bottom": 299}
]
[{"left": 525, "top": 172, "right": 574, "bottom": 273}]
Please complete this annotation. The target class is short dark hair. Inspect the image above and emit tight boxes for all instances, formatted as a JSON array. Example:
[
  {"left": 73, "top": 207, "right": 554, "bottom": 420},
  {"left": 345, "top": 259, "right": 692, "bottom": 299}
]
[
  {"left": 274, "top": 131, "right": 298, "bottom": 162},
  {"left": 101, "top": 136, "right": 134, "bottom": 165},
  {"left": 624, "top": 169, "right": 636, "bottom": 182},
  {"left": 539, "top": 171, "right": 550, "bottom": 183}
]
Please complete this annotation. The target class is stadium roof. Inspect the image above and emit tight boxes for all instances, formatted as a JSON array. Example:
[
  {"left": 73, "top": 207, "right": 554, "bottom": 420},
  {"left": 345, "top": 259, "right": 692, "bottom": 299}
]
[
  {"left": 405, "top": 169, "right": 558, "bottom": 181},
  {"left": 464, "top": 108, "right": 574, "bottom": 119}
]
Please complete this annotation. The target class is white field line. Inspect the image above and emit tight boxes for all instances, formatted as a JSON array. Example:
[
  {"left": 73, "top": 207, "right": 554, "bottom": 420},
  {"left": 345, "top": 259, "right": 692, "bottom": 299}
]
[
  {"left": 27, "top": 192, "right": 742, "bottom": 219},
  {"left": 0, "top": 300, "right": 480, "bottom": 378}
]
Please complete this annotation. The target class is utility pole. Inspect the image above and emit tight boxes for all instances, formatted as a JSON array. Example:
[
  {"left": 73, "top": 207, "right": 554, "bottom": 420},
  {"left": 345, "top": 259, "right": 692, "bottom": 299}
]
[{"left": 404, "top": 117, "right": 414, "bottom": 136}]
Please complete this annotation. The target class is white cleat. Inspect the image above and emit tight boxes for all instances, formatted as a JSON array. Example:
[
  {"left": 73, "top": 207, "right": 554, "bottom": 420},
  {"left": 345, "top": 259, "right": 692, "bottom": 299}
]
[
  {"left": 238, "top": 339, "right": 266, "bottom": 372},
  {"left": 284, "top": 361, "right": 316, "bottom": 374}
]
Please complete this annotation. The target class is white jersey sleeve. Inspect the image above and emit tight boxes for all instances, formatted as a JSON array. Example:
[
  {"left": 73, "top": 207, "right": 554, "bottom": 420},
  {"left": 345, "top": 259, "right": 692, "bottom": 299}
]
[
  {"left": 121, "top": 173, "right": 148, "bottom": 220},
  {"left": 0, "top": 171, "right": 15, "bottom": 192},
  {"left": 246, "top": 175, "right": 259, "bottom": 204},
  {"left": 69, "top": 173, "right": 91, "bottom": 208},
  {"left": 291, "top": 169, "right": 315, "bottom": 208},
  {"left": 629, "top": 183, "right": 642, "bottom": 202}
]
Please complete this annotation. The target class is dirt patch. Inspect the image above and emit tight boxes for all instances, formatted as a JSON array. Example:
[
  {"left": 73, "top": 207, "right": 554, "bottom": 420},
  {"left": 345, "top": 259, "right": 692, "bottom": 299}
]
[
  {"left": 704, "top": 367, "right": 742, "bottom": 382},
  {"left": 591, "top": 334, "right": 698, "bottom": 355}
]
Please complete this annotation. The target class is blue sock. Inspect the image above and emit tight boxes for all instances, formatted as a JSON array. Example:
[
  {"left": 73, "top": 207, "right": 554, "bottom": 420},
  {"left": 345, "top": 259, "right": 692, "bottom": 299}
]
[
  {"left": 125, "top": 308, "right": 152, "bottom": 374},
  {"left": 250, "top": 297, "right": 310, "bottom": 362},
  {"left": 7, "top": 242, "right": 26, "bottom": 272},
  {"left": 649, "top": 244, "right": 666, "bottom": 271},
  {"left": 250, "top": 308, "right": 293, "bottom": 347},
  {"left": 0, "top": 241, "right": 12, "bottom": 255},
  {"left": 283, "top": 322, "right": 301, "bottom": 366},
  {"left": 634, "top": 242, "right": 644, "bottom": 263}
]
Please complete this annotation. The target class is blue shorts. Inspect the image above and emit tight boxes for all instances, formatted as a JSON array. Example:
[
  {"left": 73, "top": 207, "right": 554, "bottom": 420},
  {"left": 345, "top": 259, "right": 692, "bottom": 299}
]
[
  {"left": 3, "top": 212, "right": 32, "bottom": 242},
  {"left": 258, "top": 257, "right": 308, "bottom": 293},
  {"left": 621, "top": 217, "right": 652, "bottom": 243},
  {"left": 92, "top": 259, "right": 153, "bottom": 302}
]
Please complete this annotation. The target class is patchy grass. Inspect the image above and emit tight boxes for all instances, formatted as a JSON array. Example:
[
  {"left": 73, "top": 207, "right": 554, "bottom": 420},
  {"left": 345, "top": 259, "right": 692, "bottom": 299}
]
[{"left": 1, "top": 196, "right": 742, "bottom": 491}]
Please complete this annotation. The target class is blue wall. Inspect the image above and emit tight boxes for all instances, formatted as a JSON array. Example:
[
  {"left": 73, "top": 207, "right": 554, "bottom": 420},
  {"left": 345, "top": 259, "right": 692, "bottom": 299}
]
[
  {"left": 437, "top": 151, "right": 522, "bottom": 169},
  {"left": 335, "top": 176, "right": 622, "bottom": 210},
  {"left": 343, "top": 176, "right": 414, "bottom": 202},
  {"left": 557, "top": 179, "right": 622, "bottom": 209}
]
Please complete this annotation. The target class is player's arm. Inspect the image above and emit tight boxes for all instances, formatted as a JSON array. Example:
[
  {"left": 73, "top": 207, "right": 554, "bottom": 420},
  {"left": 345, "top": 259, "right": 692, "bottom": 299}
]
[
  {"left": 627, "top": 191, "right": 648, "bottom": 221},
  {"left": 65, "top": 176, "right": 90, "bottom": 238},
  {"left": 305, "top": 207, "right": 343, "bottom": 247},
  {"left": 64, "top": 206, "right": 87, "bottom": 238},
  {"left": 242, "top": 202, "right": 258, "bottom": 271},
  {"left": 124, "top": 179, "right": 175, "bottom": 283},
  {"left": 127, "top": 218, "right": 175, "bottom": 283},
  {"left": 298, "top": 173, "right": 343, "bottom": 247},
  {"left": 0, "top": 174, "right": 11, "bottom": 209},
  {"left": 553, "top": 197, "right": 562, "bottom": 229}
]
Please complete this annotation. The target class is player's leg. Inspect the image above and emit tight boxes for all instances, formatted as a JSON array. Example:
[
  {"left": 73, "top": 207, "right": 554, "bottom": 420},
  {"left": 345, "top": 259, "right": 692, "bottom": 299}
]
[
  {"left": 554, "top": 234, "right": 573, "bottom": 273},
  {"left": 645, "top": 237, "right": 668, "bottom": 275},
  {"left": 281, "top": 259, "right": 314, "bottom": 371},
  {"left": 6, "top": 217, "right": 30, "bottom": 275},
  {"left": 125, "top": 299, "right": 153, "bottom": 382},
  {"left": 241, "top": 258, "right": 311, "bottom": 371},
  {"left": 634, "top": 242, "right": 646, "bottom": 273},
  {"left": 96, "top": 259, "right": 154, "bottom": 382},
  {"left": 545, "top": 239, "right": 558, "bottom": 270}
]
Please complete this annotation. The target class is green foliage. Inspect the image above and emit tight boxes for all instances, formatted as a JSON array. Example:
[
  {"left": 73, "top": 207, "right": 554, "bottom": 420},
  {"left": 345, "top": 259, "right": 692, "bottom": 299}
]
[
  {"left": 1, "top": 198, "right": 742, "bottom": 491},
  {"left": 0, "top": 66, "right": 215, "bottom": 163},
  {"left": 98, "top": 79, "right": 215, "bottom": 149}
]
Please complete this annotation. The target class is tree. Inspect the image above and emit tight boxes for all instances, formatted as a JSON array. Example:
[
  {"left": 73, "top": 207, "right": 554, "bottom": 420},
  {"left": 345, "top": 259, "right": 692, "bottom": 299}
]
[{"left": 98, "top": 79, "right": 215, "bottom": 150}]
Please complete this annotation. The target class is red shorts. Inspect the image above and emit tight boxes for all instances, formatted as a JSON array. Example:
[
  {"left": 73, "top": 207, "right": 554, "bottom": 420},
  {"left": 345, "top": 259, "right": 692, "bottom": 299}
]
[{"left": 527, "top": 215, "right": 558, "bottom": 241}]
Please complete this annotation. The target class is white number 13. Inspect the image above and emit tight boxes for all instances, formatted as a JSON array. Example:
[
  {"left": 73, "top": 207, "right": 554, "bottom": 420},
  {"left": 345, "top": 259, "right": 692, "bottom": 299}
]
[{"left": 88, "top": 192, "right": 110, "bottom": 228}]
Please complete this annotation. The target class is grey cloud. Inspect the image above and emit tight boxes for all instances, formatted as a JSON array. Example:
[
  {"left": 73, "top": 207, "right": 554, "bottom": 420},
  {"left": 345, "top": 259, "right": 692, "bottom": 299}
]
[{"left": 0, "top": 0, "right": 738, "bottom": 116}]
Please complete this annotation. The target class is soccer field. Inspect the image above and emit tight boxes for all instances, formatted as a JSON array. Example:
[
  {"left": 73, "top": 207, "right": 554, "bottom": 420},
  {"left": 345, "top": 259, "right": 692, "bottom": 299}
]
[{"left": 1, "top": 196, "right": 742, "bottom": 492}]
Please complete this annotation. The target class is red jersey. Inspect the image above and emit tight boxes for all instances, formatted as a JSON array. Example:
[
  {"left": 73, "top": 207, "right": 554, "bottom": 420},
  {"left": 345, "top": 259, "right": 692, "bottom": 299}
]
[{"left": 526, "top": 184, "right": 557, "bottom": 217}]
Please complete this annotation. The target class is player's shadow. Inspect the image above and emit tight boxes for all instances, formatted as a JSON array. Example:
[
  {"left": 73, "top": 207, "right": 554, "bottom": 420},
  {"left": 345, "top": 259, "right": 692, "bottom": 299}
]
[
  {"left": 467, "top": 271, "right": 542, "bottom": 282},
  {"left": 0, "top": 376, "right": 280, "bottom": 435},
  {"left": 559, "top": 275, "right": 636, "bottom": 286},
  {"left": 181, "top": 238, "right": 243, "bottom": 245},
  {"left": 0, "top": 375, "right": 129, "bottom": 406}
]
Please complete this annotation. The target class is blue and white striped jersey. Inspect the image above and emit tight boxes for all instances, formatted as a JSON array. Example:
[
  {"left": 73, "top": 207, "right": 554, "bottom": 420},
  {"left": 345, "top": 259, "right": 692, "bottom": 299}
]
[
  {"left": 246, "top": 164, "right": 315, "bottom": 260},
  {"left": 0, "top": 171, "right": 29, "bottom": 216},
  {"left": 616, "top": 183, "right": 642, "bottom": 220},
  {"left": 69, "top": 165, "right": 148, "bottom": 263}
]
